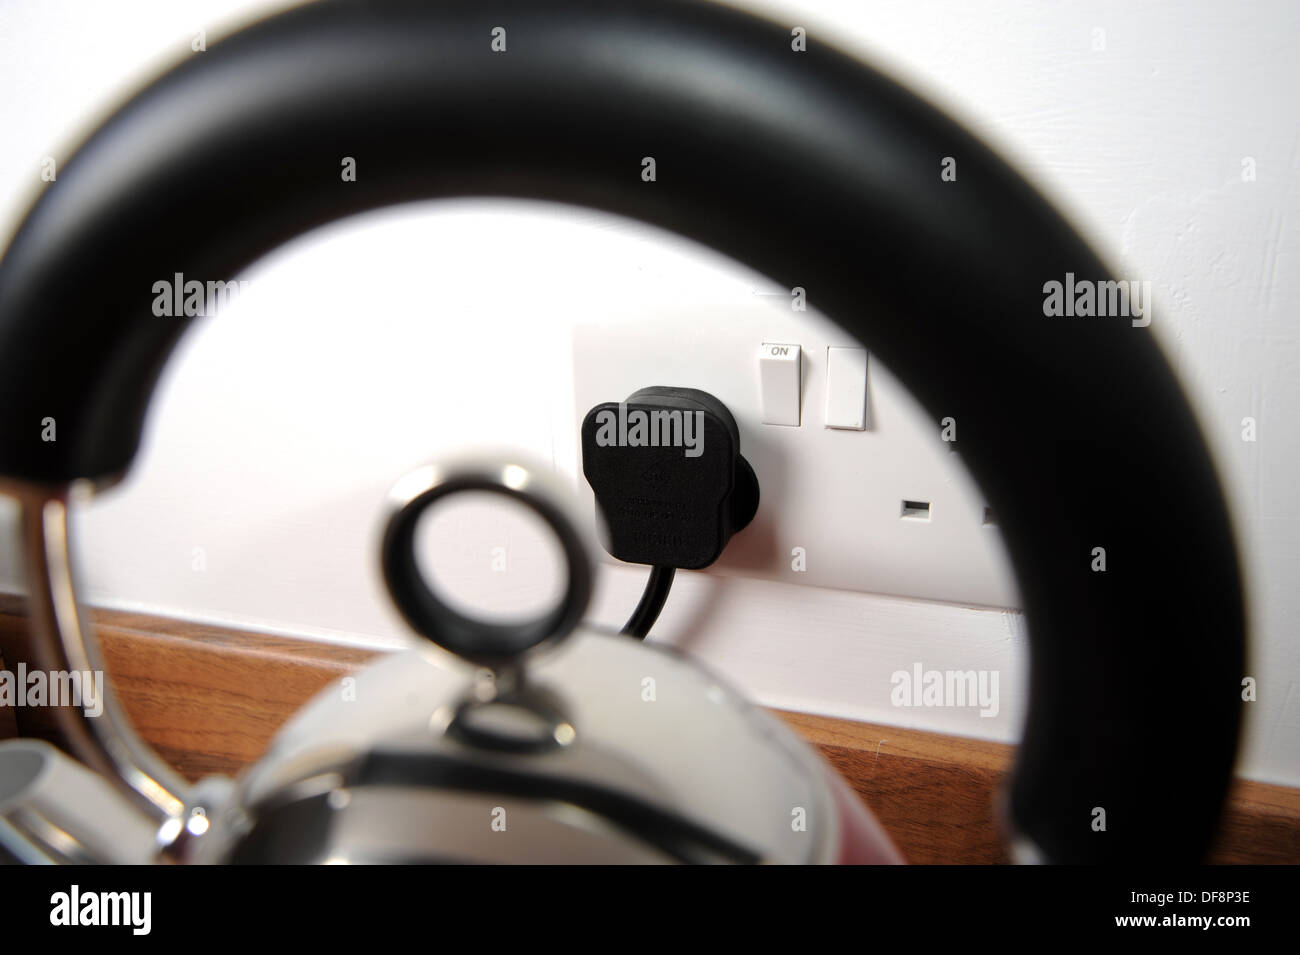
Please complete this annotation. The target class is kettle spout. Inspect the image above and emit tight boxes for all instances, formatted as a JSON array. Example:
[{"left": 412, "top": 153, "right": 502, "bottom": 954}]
[
  {"left": 0, "top": 738, "right": 164, "bottom": 863},
  {"left": 5, "top": 485, "right": 194, "bottom": 859}
]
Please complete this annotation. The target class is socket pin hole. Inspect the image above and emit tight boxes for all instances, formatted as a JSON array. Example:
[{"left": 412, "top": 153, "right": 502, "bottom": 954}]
[{"left": 901, "top": 500, "right": 931, "bottom": 521}]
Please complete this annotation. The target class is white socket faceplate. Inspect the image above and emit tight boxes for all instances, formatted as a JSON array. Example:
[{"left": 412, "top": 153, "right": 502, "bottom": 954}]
[{"left": 568, "top": 304, "right": 1021, "bottom": 610}]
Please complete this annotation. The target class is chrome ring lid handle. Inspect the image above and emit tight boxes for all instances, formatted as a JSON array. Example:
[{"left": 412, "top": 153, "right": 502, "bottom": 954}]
[{"left": 380, "top": 458, "right": 594, "bottom": 674}]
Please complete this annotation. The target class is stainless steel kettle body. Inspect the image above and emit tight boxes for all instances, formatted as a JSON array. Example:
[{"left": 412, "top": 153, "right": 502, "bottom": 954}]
[
  {"left": 0, "top": 644, "right": 895, "bottom": 864},
  {"left": 0, "top": 457, "right": 902, "bottom": 864},
  {"left": 204, "top": 636, "right": 892, "bottom": 864}
]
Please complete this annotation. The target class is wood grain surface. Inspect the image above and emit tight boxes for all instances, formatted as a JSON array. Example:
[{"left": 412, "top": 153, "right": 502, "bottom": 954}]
[
  {"left": 0, "top": 642, "right": 16, "bottom": 740},
  {"left": 0, "top": 594, "right": 1295, "bottom": 864}
]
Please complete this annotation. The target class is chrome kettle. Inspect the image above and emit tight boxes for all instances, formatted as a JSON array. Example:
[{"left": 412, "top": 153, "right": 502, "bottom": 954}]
[{"left": 0, "top": 456, "right": 901, "bottom": 864}]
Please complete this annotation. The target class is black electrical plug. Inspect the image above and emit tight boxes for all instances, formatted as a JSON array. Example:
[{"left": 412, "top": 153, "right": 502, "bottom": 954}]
[{"left": 580, "top": 386, "right": 759, "bottom": 570}]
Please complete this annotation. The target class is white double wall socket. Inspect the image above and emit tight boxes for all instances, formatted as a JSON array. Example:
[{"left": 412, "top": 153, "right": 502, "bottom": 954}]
[{"left": 569, "top": 303, "right": 1021, "bottom": 610}]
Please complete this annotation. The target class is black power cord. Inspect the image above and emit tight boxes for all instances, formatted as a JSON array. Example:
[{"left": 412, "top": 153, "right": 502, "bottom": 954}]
[
  {"left": 581, "top": 387, "right": 759, "bottom": 640},
  {"left": 620, "top": 565, "right": 676, "bottom": 638}
]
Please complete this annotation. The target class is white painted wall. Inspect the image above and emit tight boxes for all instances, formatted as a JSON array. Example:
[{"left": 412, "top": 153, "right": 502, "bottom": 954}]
[{"left": 0, "top": 0, "right": 1295, "bottom": 786}]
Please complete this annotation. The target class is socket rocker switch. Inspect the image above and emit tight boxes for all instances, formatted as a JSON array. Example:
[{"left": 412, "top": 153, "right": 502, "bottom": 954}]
[
  {"left": 825, "top": 346, "right": 868, "bottom": 430},
  {"left": 758, "top": 342, "right": 801, "bottom": 426}
]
